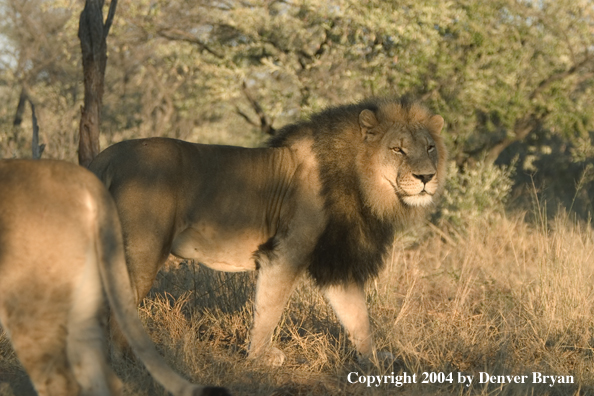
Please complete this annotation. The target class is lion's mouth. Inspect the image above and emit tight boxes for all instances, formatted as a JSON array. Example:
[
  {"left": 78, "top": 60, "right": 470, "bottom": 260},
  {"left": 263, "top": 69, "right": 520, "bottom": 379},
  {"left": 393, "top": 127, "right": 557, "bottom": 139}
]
[{"left": 386, "top": 177, "right": 432, "bottom": 197}]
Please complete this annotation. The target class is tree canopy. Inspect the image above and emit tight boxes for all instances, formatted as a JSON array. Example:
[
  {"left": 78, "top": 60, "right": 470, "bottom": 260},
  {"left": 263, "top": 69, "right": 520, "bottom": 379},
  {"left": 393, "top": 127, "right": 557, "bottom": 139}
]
[{"left": 1, "top": 0, "right": 594, "bottom": 213}]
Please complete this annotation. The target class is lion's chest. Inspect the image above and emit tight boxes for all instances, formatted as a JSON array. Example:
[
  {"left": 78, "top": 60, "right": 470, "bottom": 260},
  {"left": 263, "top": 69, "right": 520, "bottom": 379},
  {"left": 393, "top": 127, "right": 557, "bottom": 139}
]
[{"left": 170, "top": 224, "right": 263, "bottom": 272}]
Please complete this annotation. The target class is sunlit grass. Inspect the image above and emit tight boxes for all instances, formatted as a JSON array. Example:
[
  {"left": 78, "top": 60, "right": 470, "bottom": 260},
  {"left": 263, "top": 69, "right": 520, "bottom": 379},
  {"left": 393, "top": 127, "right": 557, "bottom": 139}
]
[{"left": 1, "top": 210, "right": 593, "bottom": 395}]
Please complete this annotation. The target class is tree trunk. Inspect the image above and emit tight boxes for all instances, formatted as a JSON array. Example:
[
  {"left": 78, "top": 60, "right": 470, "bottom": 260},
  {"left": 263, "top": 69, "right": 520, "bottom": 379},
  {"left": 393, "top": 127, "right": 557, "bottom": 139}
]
[
  {"left": 77, "top": 0, "right": 117, "bottom": 167},
  {"left": 484, "top": 118, "right": 537, "bottom": 165}
]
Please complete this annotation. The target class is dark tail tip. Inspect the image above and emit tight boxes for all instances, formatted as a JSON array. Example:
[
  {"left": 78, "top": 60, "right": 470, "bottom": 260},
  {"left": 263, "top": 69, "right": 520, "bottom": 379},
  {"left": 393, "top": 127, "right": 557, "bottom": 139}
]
[{"left": 199, "top": 386, "right": 232, "bottom": 396}]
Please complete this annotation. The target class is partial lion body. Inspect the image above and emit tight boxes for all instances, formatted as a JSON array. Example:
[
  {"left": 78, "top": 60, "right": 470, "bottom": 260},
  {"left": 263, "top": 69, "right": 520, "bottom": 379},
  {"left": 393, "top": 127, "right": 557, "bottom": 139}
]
[
  {"left": 0, "top": 160, "right": 228, "bottom": 396},
  {"left": 89, "top": 98, "right": 447, "bottom": 366},
  {"left": 90, "top": 138, "right": 324, "bottom": 294}
]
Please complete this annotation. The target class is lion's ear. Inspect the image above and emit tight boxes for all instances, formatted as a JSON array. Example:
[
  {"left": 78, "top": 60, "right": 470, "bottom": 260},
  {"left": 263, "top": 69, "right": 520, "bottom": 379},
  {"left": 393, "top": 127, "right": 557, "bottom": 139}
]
[
  {"left": 359, "top": 109, "right": 379, "bottom": 136},
  {"left": 427, "top": 115, "right": 444, "bottom": 135}
]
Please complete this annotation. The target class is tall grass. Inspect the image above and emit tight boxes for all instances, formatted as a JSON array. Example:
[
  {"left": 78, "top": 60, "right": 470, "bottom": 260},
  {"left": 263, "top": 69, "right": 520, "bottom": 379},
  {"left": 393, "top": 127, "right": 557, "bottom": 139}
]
[{"left": 1, "top": 209, "right": 594, "bottom": 395}]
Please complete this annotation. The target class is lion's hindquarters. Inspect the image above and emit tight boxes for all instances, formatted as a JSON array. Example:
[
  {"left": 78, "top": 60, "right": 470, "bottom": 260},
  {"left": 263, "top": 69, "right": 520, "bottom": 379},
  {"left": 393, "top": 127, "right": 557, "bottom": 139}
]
[
  {"left": 0, "top": 268, "right": 82, "bottom": 396},
  {"left": 0, "top": 169, "right": 113, "bottom": 395},
  {"left": 66, "top": 224, "right": 121, "bottom": 396},
  {"left": 0, "top": 160, "right": 229, "bottom": 396},
  {"left": 81, "top": 166, "right": 226, "bottom": 396},
  {"left": 94, "top": 188, "right": 207, "bottom": 396}
]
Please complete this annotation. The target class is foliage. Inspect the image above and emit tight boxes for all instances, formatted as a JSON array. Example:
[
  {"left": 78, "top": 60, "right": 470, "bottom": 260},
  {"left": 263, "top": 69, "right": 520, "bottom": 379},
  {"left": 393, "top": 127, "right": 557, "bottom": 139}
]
[
  {"left": 439, "top": 160, "right": 515, "bottom": 229},
  {"left": 1, "top": 0, "right": 594, "bottom": 168}
]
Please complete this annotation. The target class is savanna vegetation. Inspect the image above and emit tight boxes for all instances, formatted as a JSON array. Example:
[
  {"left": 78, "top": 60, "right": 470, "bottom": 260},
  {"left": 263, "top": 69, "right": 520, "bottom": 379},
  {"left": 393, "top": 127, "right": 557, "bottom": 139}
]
[{"left": 1, "top": 0, "right": 594, "bottom": 395}]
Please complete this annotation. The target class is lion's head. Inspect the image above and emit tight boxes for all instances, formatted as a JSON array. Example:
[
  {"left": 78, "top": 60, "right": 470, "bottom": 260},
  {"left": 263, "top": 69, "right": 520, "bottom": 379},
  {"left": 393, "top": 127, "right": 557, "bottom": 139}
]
[
  {"left": 355, "top": 100, "right": 446, "bottom": 219},
  {"left": 270, "top": 98, "right": 447, "bottom": 287}
]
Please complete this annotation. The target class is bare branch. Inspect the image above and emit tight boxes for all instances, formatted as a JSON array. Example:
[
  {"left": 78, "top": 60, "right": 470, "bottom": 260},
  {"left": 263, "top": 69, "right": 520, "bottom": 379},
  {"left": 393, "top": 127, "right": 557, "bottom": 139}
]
[
  {"left": 103, "top": 0, "right": 118, "bottom": 39},
  {"left": 13, "top": 88, "right": 27, "bottom": 127},
  {"left": 240, "top": 81, "right": 276, "bottom": 136},
  {"left": 530, "top": 55, "right": 593, "bottom": 101},
  {"left": 157, "top": 28, "right": 224, "bottom": 59},
  {"left": 484, "top": 117, "right": 540, "bottom": 165},
  {"left": 29, "top": 100, "right": 45, "bottom": 160},
  {"left": 234, "top": 107, "right": 259, "bottom": 127}
]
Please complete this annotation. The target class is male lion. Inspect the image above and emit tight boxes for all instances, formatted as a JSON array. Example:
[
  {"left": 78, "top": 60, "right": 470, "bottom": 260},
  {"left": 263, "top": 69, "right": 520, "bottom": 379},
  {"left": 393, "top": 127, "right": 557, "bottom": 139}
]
[
  {"left": 0, "top": 160, "right": 228, "bottom": 396},
  {"left": 89, "top": 98, "right": 447, "bottom": 366}
]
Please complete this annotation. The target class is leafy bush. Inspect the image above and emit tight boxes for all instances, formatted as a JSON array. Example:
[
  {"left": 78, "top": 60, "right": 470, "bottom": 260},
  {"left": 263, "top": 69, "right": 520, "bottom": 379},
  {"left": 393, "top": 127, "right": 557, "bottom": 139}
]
[{"left": 438, "top": 160, "right": 515, "bottom": 230}]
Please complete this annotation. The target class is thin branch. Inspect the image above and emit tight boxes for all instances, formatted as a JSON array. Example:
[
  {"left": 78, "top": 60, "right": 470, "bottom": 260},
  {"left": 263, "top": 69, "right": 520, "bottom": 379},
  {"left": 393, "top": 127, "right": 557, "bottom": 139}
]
[
  {"left": 420, "top": 86, "right": 440, "bottom": 102},
  {"left": 234, "top": 107, "right": 259, "bottom": 127},
  {"left": 157, "top": 28, "right": 224, "bottom": 59},
  {"left": 537, "top": 12, "right": 577, "bottom": 64},
  {"left": 29, "top": 100, "right": 45, "bottom": 160},
  {"left": 484, "top": 117, "right": 540, "bottom": 164},
  {"left": 103, "top": 0, "right": 118, "bottom": 39},
  {"left": 240, "top": 81, "right": 275, "bottom": 135},
  {"left": 530, "top": 55, "right": 592, "bottom": 100},
  {"left": 13, "top": 87, "right": 27, "bottom": 127}
]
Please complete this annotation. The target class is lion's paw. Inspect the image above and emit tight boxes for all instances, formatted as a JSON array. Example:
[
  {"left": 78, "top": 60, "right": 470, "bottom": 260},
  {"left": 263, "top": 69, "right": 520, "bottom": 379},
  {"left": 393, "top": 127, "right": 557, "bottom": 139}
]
[
  {"left": 376, "top": 350, "right": 395, "bottom": 362},
  {"left": 248, "top": 346, "right": 286, "bottom": 367},
  {"left": 357, "top": 350, "right": 395, "bottom": 367},
  {"left": 262, "top": 347, "right": 286, "bottom": 366}
]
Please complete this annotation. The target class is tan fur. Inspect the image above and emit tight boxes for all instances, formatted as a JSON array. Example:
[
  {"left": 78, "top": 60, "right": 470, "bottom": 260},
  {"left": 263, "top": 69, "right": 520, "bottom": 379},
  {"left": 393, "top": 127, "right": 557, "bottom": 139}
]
[
  {"left": 0, "top": 160, "right": 228, "bottom": 396},
  {"left": 89, "top": 98, "right": 447, "bottom": 366}
]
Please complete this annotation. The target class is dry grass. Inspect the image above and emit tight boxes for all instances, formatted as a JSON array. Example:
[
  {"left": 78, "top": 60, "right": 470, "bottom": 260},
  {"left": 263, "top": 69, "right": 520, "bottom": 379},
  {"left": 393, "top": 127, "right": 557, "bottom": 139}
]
[{"left": 1, "top": 210, "right": 594, "bottom": 395}]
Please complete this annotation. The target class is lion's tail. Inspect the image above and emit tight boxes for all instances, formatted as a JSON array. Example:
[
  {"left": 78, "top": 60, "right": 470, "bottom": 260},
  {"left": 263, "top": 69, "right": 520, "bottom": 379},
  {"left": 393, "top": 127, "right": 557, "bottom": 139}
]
[{"left": 93, "top": 182, "right": 230, "bottom": 396}]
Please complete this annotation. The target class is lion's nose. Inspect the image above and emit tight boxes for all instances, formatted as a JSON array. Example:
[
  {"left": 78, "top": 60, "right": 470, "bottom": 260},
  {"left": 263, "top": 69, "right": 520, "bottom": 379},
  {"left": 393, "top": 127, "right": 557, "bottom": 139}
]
[{"left": 413, "top": 173, "right": 435, "bottom": 184}]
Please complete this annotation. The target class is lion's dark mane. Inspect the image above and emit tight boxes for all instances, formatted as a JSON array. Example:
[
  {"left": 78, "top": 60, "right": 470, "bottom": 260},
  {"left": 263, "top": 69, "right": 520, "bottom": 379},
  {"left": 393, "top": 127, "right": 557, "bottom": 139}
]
[{"left": 269, "top": 99, "right": 411, "bottom": 287}]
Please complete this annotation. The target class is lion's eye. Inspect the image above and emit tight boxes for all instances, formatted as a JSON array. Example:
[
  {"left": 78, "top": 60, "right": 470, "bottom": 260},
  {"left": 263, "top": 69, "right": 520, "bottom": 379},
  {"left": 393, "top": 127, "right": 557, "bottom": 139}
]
[
  {"left": 427, "top": 145, "right": 435, "bottom": 153},
  {"left": 392, "top": 147, "right": 405, "bottom": 155}
]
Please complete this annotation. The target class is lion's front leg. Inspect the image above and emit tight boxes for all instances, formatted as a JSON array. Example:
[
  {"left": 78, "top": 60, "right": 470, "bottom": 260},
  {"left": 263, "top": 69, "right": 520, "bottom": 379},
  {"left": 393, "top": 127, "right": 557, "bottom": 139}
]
[
  {"left": 248, "top": 263, "right": 301, "bottom": 366},
  {"left": 324, "top": 282, "right": 393, "bottom": 365},
  {"left": 323, "top": 282, "right": 373, "bottom": 357}
]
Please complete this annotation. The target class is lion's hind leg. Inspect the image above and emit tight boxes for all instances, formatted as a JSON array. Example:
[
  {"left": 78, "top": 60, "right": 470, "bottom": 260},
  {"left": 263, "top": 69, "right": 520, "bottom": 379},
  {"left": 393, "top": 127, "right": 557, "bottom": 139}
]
[
  {"left": 66, "top": 244, "right": 122, "bottom": 396},
  {"left": 107, "top": 197, "right": 176, "bottom": 359},
  {"left": 106, "top": 241, "right": 167, "bottom": 362},
  {"left": 0, "top": 280, "right": 80, "bottom": 396}
]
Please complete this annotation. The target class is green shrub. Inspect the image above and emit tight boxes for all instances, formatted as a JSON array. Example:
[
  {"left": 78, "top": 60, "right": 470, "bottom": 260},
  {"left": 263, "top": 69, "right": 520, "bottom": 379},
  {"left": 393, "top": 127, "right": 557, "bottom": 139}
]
[{"left": 438, "top": 160, "right": 515, "bottom": 230}]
